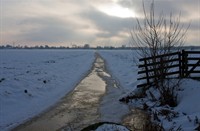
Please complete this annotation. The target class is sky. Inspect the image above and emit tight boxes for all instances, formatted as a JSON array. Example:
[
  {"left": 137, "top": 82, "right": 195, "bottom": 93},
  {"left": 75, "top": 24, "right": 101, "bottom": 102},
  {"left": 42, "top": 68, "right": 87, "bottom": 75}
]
[{"left": 0, "top": 0, "right": 199, "bottom": 47}]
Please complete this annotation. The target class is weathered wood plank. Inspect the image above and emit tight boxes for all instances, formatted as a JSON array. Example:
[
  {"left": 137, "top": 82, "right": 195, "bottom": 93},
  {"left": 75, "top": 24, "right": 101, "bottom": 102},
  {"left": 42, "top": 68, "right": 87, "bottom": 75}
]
[
  {"left": 139, "top": 52, "right": 179, "bottom": 61},
  {"left": 139, "top": 58, "right": 179, "bottom": 68},
  {"left": 138, "top": 64, "right": 180, "bottom": 74},
  {"left": 185, "top": 51, "right": 200, "bottom": 54},
  {"left": 187, "top": 57, "right": 200, "bottom": 60},
  {"left": 138, "top": 71, "right": 180, "bottom": 80}
]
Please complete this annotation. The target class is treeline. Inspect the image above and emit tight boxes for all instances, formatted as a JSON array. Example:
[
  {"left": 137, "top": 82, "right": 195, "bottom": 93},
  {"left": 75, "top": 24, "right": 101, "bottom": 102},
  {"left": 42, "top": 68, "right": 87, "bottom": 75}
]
[
  {"left": 0, "top": 44, "right": 70, "bottom": 49},
  {"left": 0, "top": 44, "right": 199, "bottom": 50},
  {"left": 0, "top": 44, "right": 133, "bottom": 50}
]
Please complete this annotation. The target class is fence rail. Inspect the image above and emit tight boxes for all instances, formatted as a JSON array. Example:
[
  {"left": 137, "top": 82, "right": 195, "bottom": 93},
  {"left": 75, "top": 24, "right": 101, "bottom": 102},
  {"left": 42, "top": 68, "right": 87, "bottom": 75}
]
[{"left": 137, "top": 50, "right": 200, "bottom": 88}]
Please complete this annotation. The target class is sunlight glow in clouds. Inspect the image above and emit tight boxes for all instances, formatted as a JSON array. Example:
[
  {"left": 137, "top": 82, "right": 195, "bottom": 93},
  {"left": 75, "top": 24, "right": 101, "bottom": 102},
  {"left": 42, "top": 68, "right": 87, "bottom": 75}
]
[{"left": 98, "top": 4, "right": 136, "bottom": 18}]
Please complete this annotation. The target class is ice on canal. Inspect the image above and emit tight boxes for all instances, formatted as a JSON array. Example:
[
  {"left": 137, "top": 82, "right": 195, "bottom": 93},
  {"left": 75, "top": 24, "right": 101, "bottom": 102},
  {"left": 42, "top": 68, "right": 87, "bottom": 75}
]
[{"left": 14, "top": 54, "right": 108, "bottom": 131}]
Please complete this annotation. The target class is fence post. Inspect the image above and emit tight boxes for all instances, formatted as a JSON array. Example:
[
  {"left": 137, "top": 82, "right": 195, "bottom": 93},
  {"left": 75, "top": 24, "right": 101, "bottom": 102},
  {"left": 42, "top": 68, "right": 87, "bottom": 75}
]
[
  {"left": 182, "top": 50, "right": 188, "bottom": 77},
  {"left": 144, "top": 59, "right": 150, "bottom": 85},
  {"left": 182, "top": 50, "right": 185, "bottom": 77},
  {"left": 160, "top": 56, "right": 165, "bottom": 78},
  {"left": 178, "top": 52, "right": 182, "bottom": 78},
  {"left": 185, "top": 51, "right": 188, "bottom": 77}
]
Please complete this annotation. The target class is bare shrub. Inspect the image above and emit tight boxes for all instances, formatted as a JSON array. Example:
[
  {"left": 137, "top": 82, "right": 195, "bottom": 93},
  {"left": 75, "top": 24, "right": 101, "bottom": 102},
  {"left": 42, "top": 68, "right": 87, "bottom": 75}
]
[{"left": 130, "top": 0, "right": 189, "bottom": 107}]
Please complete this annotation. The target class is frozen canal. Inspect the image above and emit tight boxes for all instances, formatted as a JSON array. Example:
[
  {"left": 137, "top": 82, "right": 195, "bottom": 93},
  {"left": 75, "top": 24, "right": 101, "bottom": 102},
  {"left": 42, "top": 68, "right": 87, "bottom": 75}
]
[
  {"left": 12, "top": 52, "right": 149, "bottom": 131},
  {"left": 13, "top": 54, "right": 107, "bottom": 131}
]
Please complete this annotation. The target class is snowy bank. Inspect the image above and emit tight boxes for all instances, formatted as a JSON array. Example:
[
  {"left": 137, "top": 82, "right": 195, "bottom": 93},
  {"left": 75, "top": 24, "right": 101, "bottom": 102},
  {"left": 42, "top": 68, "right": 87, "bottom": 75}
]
[
  {"left": 99, "top": 50, "right": 138, "bottom": 94},
  {"left": 0, "top": 49, "right": 95, "bottom": 131},
  {"left": 99, "top": 50, "right": 200, "bottom": 130}
]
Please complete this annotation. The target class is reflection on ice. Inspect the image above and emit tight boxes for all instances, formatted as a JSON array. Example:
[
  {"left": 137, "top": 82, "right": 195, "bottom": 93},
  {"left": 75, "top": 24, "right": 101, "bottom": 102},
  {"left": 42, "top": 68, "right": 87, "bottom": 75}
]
[{"left": 14, "top": 54, "right": 107, "bottom": 131}]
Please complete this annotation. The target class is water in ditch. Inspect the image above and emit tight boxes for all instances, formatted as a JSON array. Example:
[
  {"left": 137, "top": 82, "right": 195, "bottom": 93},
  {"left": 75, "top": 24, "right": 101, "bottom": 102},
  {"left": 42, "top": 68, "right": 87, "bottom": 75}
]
[
  {"left": 13, "top": 53, "right": 148, "bottom": 131},
  {"left": 13, "top": 54, "right": 107, "bottom": 131}
]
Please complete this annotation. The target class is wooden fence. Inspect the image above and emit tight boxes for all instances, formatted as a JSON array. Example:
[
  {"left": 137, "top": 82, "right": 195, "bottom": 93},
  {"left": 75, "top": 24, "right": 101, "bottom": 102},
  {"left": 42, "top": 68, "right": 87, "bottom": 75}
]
[{"left": 137, "top": 50, "right": 200, "bottom": 88}]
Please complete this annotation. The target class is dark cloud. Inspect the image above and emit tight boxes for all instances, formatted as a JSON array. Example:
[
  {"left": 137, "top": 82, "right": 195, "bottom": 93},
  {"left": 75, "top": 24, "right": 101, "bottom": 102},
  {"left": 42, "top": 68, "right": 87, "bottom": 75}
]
[
  {"left": 117, "top": 0, "right": 198, "bottom": 18},
  {"left": 118, "top": 0, "right": 132, "bottom": 7},
  {"left": 16, "top": 16, "right": 94, "bottom": 44},
  {"left": 82, "top": 8, "right": 133, "bottom": 38},
  {"left": 16, "top": 17, "right": 73, "bottom": 42},
  {"left": 189, "top": 20, "right": 200, "bottom": 31}
]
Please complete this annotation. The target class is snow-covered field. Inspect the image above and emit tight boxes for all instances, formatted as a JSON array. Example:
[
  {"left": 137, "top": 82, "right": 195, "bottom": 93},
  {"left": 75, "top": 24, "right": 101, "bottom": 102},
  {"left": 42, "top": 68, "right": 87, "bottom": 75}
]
[
  {"left": 0, "top": 49, "right": 95, "bottom": 130},
  {"left": 0, "top": 49, "right": 199, "bottom": 131}
]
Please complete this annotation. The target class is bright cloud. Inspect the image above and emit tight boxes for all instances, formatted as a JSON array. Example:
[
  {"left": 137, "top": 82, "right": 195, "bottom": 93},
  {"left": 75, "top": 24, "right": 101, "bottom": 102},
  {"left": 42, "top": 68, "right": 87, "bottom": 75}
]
[{"left": 97, "top": 3, "right": 136, "bottom": 18}]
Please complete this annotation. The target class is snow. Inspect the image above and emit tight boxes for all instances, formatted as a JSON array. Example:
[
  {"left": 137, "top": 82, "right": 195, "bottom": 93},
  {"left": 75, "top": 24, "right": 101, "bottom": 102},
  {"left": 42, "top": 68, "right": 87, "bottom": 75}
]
[
  {"left": 99, "top": 49, "right": 200, "bottom": 130},
  {"left": 0, "top": 49, "right": 199, "bottom": 131},
  {"left": 99, "top": 50, "right": 139, "bottom": 94},
  {"left": 141, "top": 78, "right": 200, "bottom": 130},
  {"left": 171, "top": 79, "right": 200, "bottom": 130},
  {"left": 0, "top": 49, "right": 95, "bottom": 131},
  {"left": 95, "top": 123, "right": 130, "bottom": 131},
  {"left": 128, "top": 79, "right": 200, "bottom": 130}
]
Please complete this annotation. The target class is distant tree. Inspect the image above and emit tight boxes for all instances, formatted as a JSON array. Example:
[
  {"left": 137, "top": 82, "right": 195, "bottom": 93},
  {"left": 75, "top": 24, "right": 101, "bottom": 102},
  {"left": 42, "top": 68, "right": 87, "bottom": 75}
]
[
  {"left": 45, "top": 45, "right": 49, "bottom": 49},
  {"left": 39, "top": 45, "right": 44, "bottom": 49},
  {"left": 97, "top": 46, "right": 102, "bottom": 49},
  {"left": 6, "top": 44, "right": 12, "bottom": 48},
  {"left": 121, "top": 45, "right": 126, "bottom": 49},
  {"left": 0, "top": 45, "right": 5, "bottom": 49},
  {"left": 72, "top": 44, "right": 77, "bottom": 48},
  {"left": 83, "top": 44, "right": 90, "bottom": 49}
]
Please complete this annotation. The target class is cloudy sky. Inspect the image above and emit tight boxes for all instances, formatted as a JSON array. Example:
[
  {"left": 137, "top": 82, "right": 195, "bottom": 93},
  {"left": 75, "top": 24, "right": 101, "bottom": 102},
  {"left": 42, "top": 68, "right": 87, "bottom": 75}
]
[{"left": 0, "top": 0, "right": 199, "bottom": 47}]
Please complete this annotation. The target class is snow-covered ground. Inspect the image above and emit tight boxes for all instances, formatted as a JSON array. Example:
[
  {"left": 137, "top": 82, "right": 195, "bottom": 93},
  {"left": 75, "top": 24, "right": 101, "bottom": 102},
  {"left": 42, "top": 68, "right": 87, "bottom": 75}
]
[
  {"left": 0, "top": 49, "right": 199, "bottom": 131},
  {"left": 0, "top": 49, "right": 95, "bottom": 131},
  {"left": 95, "top": 123, "right": 130, "bottom": 131},
  {"left": 99, "top": 50, "right": 139, "bottom": 94},
  {"left": 99, "top": 49, "right": 200, "bottom": 130}
]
